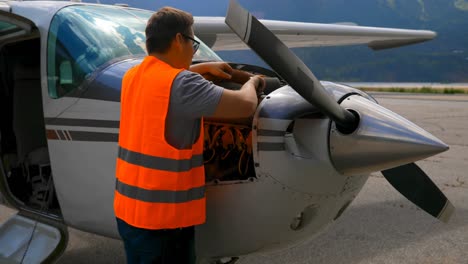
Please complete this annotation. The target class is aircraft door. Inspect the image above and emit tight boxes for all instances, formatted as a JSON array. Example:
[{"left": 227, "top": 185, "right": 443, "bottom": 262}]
[
  {"left": 0, "top": 10, "right": 68, "bottom": 263},
  {"left": 0, "top": 213, "right": 67, "bottom": 263},
  {"left": 0, "top": 10, "right": 36, "bottom": 42}
]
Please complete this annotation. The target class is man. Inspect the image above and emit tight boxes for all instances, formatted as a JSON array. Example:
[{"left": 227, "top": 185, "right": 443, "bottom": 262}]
[{"left": 114, "top": 6, "right": 264, "bottom": 264}]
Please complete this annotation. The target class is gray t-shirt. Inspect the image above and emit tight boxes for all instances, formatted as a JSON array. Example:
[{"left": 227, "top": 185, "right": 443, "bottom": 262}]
[{"left": 165, "top": 70, "right": 224, "bottom": 149}]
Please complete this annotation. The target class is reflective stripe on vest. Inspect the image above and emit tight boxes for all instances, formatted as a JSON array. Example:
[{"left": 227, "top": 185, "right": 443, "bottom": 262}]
[
  {"left": 118, "top": 146, "right": 203, "bottom": 172},
  {"left": 114, "top": 56, "right": 206, "bottom": 229},
  {"left": 115, "top": 179, "right": 205, "bottom": 203}
]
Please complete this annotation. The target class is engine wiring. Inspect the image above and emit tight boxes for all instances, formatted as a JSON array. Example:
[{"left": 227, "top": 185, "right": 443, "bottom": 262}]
[{"left": 203, "top": 123, "right": 254, "bottom": 181}]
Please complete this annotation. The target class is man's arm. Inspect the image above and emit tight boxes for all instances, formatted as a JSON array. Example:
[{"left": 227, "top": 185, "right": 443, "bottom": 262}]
[
  {"left": 189, "top": 61, "right": 259, "bottom": 84},
  {"left": 188, "top": 62, "right": 264, "bottom": 119},
  {"left": 189, "top": 62, "right": 233, "bottom": 81},
  {"left": 210, "top": 76, "right": 263, "bottom": 118}
]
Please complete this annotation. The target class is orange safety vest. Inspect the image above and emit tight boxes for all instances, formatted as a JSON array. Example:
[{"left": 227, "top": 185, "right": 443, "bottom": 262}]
[{"left": 114, "top": 56, "right": 206, "bottom": 230}]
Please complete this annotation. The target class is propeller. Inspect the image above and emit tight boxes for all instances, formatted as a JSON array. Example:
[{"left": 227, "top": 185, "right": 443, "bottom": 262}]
[
  {"left": 225, "top": 0, "right": 453, "bottom": 222},
  {"left": 224, "top": 0, "right": 357, "bottom": 133},
  {"left": 382, "top": 163, "right": 453, "bottom": 222}
]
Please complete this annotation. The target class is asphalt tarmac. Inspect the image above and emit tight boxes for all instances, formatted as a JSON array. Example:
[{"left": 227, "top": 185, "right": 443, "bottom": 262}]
[{"left": 1, "top": 92, "right": 467, "bottom": 264}]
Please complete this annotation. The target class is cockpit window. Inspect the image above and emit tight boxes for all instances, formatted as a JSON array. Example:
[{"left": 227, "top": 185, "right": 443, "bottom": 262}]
[
  {"left": 0, "top": 20, "right": 25, "bottom": 40},
  {"left": 0, "top": 21, "right": 17, "bottom": 32},
  {"left": 47, "top": 5, "right": 222, "bottom": 98},
  {"left": 124, "top": 9, "right": 222, "bottom": 63}
]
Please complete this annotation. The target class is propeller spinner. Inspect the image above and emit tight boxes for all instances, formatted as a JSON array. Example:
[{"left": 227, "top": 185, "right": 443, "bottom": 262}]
[{"left": 225, "top": 0, "right": 453, "bottom": 222}]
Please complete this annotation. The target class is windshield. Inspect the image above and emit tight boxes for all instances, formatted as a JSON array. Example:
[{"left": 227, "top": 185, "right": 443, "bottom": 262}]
[{"left": 47, "top": 5, "right": 222, "bottom": 98}]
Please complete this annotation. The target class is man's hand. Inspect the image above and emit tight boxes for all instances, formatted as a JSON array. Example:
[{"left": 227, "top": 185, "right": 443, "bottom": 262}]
[
  {"left": 189, "top": 62, "right": 233, "bottom": 81},
  {"left": 250, "top": 75, "right": 266, "bottom": 96}
]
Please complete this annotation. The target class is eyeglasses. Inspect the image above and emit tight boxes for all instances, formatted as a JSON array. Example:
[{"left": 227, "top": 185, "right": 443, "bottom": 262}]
[{"left": 181, "top": 34, "right": 200, "bottom": 54}]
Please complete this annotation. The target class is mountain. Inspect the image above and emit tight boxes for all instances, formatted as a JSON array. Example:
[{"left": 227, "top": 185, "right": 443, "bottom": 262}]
[{"left": 93, "top": 0, "right": 468, "bottom": 82}]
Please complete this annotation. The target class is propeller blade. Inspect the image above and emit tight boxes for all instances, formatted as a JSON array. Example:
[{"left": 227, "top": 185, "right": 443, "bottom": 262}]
[
  {"left": 225, "top": 0, "right": 357, "bottom": 131},
  {"left": 381, "top": 163, "right": 454, "bottom": 222}
]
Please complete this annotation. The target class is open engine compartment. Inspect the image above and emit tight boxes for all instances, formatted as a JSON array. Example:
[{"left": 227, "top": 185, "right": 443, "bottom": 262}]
[
  {"left": 202, "top": 63, "right": 284, "bottom": 183},
  {"left": 203, "top": 122, "right": 254, "bottom": 182}
]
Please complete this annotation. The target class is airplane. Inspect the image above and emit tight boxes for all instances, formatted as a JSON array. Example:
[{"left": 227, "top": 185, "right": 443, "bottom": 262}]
[{"left": 0, "top": 0, "right": 454, "bottom": 263}]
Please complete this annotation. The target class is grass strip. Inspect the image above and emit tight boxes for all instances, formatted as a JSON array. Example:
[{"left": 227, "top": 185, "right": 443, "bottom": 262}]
[{"left": 359, "top": 87, "right": 468, "bottom": 94}]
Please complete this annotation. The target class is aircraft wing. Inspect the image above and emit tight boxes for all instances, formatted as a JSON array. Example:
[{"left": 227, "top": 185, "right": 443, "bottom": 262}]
[{"left": 194, "top": 17, "right": 436, "bottom": 51}]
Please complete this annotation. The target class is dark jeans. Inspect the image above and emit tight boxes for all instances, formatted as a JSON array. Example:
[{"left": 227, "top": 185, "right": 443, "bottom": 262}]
[{"left": 116, "top": 218, "right": 196, "bottom": 264}]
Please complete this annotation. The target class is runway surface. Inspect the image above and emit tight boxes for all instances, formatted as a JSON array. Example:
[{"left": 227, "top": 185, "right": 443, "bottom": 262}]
[{"left": 1, "top": 93, "right": 467, "bottom": 264}]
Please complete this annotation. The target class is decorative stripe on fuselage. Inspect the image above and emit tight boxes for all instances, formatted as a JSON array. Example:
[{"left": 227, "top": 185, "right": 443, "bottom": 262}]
[
  {"left": 45, "top": 118, "right": 119, "bottom": 142},
  {"left": 257, "top": 129, "right": 285, "bottom": 137},
  {"left": 46, "top": 130, "right": 119, "bottom": 142},
  {"left": 45, "top": 118, "right": 288, "bottom": 153},
  {"left": 45, "top": 118, "right": 120, "bottom": 128},
  {"left": 257, "top": 142, "right": 285, "bottom": 151}
]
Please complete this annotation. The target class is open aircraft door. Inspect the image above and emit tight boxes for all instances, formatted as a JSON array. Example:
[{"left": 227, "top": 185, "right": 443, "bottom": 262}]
[
  {"left": 0, "top": 6, "right": 68, "bottom": 263},
  {"left": 0, "top": 214, "right": 67, "bottom": 263},
  {"left": 0, "top": 5, "right": 36, "bottom": 42}
]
